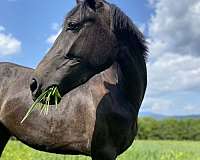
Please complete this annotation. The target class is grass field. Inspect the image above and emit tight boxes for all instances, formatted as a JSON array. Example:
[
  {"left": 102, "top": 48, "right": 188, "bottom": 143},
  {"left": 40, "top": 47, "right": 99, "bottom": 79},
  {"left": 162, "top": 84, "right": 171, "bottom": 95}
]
[{"left": 2, "top": 140, "right": 200, "bottom": 160}]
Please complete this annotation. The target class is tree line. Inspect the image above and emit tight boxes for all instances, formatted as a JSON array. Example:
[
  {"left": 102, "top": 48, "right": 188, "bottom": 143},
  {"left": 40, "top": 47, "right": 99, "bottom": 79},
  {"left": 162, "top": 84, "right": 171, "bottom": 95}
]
[{"left": 137, "top": 117, "right": 200, "bottom": 141}]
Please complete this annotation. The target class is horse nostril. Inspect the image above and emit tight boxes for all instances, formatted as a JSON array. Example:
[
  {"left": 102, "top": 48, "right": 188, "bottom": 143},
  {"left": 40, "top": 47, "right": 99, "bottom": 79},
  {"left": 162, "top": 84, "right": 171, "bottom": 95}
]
[{"left": 30, "top": 78, "right": 38, "bottom": 94}]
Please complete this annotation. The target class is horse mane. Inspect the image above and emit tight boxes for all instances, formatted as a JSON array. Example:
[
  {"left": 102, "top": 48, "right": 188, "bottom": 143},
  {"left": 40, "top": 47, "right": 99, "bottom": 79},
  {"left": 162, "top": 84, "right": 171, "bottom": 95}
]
[{"left": 110, "top": 4, "right": 148, "bottom": 62}]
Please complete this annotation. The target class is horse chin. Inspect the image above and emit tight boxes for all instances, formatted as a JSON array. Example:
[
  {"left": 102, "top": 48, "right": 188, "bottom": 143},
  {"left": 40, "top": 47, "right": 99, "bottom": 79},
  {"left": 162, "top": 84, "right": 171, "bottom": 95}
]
[{"left": 57, "top": 74, "right": 93, "bottom": 99}]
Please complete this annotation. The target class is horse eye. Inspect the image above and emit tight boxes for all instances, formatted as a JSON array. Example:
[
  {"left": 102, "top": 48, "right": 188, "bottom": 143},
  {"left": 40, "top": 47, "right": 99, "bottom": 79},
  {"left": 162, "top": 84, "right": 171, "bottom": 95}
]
[
  {"left": 66, "top": 22, "right": 81, "bottom": 32},
  {"left": 64, "top": 53, "right": 74, "bottom": 60},
  {"left": 64, "top": 53, "right": 82, "bottom": 62}
]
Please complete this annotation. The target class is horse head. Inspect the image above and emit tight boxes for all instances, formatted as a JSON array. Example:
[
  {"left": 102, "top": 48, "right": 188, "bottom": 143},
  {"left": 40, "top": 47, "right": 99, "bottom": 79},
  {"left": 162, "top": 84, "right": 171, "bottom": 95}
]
[{"left": 30, "top": 0, "right": 120, "bottom": 103}]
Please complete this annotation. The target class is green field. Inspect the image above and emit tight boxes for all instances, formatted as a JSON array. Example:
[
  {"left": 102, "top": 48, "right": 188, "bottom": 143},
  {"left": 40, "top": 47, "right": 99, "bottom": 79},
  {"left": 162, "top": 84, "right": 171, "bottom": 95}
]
[{"left": 2, "top": 140, "right": 200, "bottom": 160}]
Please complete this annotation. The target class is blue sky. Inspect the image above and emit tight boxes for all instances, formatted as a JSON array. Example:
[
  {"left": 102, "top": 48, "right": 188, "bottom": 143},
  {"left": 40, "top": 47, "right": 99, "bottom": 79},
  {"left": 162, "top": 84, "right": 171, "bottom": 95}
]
[{"left": 0, "top": 0, "right": 200, "bottom": 116}]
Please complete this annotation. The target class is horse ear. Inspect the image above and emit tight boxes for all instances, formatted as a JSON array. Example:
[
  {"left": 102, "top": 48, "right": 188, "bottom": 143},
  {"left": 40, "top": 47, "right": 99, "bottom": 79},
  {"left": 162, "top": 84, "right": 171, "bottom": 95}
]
[
  {"left": 76, "top": 0, "right": 83, "bottom": 4},
  {"left": 85, "top": 0, "right": 104, "bottom": 10}
]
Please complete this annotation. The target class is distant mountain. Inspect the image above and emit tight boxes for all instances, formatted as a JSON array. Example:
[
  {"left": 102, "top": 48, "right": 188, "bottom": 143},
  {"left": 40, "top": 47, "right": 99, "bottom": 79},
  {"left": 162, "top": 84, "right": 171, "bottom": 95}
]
[
  {"left": 139, "top": 112, "right": 167, "bottom": 120},
  {"left": 171, "top": 115, "right": 200, "bottom": 120},
  {"left": 139, "top": 112, "right": 200, "bottom": 120}
]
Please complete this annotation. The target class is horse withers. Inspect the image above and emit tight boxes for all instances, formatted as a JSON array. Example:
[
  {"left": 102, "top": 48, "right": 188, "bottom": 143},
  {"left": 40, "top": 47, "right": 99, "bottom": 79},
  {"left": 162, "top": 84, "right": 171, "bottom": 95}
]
[{"left": 0, "top": 0, "right": 148, "bottom": 159}]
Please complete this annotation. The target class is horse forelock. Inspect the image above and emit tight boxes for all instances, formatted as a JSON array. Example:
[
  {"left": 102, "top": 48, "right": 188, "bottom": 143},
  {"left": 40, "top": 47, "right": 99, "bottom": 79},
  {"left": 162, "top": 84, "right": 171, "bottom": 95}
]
[{"left": 64, "top": 3, "right": 88, "bottom": 26}]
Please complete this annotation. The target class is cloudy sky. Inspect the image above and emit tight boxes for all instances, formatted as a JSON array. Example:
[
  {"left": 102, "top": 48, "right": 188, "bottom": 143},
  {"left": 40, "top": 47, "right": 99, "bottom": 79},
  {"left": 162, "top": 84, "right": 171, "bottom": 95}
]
[{"left": 0, "top": 0, "right": 199, "bottom": 116}]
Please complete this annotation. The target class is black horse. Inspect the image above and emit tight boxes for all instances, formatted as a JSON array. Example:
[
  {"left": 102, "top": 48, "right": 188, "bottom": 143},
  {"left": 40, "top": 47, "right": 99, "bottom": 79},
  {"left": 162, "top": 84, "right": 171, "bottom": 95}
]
[{"left": 0, "top": 0, "right": 147, "bottom": 159}]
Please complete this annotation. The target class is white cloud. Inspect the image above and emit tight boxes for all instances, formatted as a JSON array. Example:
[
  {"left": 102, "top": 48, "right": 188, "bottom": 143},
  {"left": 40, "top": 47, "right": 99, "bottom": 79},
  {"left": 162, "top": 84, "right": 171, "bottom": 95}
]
[
  {"left": 0, "top": 26, "right": 21, "bottom": 55},
  {"left": 183, "top": 105, "right": 200, "bottom": 115},
  {"left": 149, "top": 0, "right": 200, "bottom": 57},
  {"left": 142, "top": 0, "right": 200, "bottom": 115},
  {"left": 0, "top": 26, "right": 5, "bottom": 32},
  {"left": 147, "top": 54, "right": 200, "bottom": 96},
  {"left": 51, "top": 23, "right": 60, "bottom": 31},
  {"left": 148, "top": 0, "right": 158, "bottom": 7},
  {"left": 147, "top": 0, "right": 200, "bottom": 94},
  {"left": 47, "top": 29, "right": 62, "bottom": 44},
  {"left": 142, "top": 95, "right": 200, "bottom": 115},
  {"left": 47, "top": 23, "right": 62, "bottom": 44},
  {"left": 142, "top": 97, "right": 172, "bottom": 114}
]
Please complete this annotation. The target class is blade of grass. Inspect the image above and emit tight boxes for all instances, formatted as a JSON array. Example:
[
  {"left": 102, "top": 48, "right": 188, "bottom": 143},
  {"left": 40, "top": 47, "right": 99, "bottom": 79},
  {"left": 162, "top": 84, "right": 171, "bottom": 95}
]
[
  {"left": 21, "top": 90, "right": 49, "bottom": 123},
  {"left": 52, "top": 87, "right": 57, "bottom": 96},
  {"left": 56, "top": 88, "right": 61, "bottom": 99},
  {"left": 21, "top": 86, "right": 61, "bottom": 123},
  {"left": 40, "top": 104, "right": 46, "bottom": 115},
  {"left": 55, "top": 94, "right": 58, "bottom": 109},
  {"left": 45, "top": 88, "right": 55, "bottom": 115},
  {"left": 45, "top": 91, "right": 51, "bottom": 115}
]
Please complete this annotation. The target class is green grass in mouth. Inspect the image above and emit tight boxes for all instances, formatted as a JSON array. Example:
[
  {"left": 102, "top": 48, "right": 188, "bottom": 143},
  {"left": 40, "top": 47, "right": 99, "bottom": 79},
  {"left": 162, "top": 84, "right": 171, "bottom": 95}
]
[{"left": 21, "top": 86, "right": 61, "bottom": 123}]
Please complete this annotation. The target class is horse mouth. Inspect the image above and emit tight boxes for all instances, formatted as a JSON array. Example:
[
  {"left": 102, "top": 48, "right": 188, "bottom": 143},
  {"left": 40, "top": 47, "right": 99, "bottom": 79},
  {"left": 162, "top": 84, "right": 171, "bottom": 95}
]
[
  {"left": 21, "top": 85, "right": 62, "bottom": 123},
  {"left": 33, "top": 85, "right": 62, "bottom": 106},
  {"left": 40, "top": 94, "right": 61, "bottom": 106}
]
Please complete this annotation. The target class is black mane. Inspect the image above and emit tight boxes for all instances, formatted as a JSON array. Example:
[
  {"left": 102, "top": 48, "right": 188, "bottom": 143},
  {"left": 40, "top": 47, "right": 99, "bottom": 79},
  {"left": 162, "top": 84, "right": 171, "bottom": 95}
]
[{"left": 110, "top": 4, "right": 148, "bottom": 61}]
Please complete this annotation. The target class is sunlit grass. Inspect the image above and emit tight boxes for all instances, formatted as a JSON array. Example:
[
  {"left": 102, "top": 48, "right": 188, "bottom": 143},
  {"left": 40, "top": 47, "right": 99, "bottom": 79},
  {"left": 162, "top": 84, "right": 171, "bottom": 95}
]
[
  {"left": 2, "top": 140, "right": 200, "bottom": 160},
  {"left": 21, "top": 86, "right": 61, "bottom": 123}
]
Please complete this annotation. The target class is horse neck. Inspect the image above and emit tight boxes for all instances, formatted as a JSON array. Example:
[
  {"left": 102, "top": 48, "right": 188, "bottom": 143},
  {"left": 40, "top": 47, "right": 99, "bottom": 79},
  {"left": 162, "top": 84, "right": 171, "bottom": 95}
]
[{"left": 115, "top": 48, "right": 147, "bottom": 112}]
